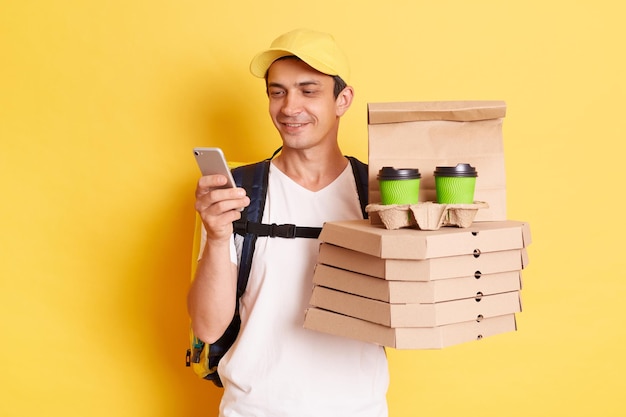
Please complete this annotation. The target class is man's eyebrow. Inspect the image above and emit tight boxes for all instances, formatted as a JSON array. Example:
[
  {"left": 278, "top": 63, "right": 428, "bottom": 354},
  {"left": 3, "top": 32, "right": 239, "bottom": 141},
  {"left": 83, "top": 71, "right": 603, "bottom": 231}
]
[
  {"left": 297, "top": 80, "right": 321, "bottom": 87},
  {"left": 267, "top": 80, "right": 321, "bottom": 89}
]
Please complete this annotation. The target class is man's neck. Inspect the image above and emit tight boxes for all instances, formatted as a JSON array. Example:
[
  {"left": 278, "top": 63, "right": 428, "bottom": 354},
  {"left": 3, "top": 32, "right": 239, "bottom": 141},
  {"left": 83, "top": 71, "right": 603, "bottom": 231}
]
[{"left": 272, "top": 147, "right": 348, "bottom": 192}]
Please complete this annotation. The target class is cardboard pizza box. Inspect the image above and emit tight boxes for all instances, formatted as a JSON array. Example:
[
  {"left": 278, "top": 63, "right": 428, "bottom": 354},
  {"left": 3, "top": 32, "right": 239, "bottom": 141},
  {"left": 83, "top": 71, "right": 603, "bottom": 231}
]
[
  {"left": 304, "top": 307, "right": 517, "bottom": 349},
  {"left": 309, "top": 286, "right": 521, "bottom": 327},
  {"left": 318, "top": 219, "right": 531, "bottom": 260},
  {"left": 313, "top": 263, "right": 522, "bottom": 303}
]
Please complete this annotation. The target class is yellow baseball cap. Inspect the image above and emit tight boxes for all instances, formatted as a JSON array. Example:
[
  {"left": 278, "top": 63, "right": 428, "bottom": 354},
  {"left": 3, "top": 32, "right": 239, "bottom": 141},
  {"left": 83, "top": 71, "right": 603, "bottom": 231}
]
[{"left": 249, "top": 29, "right": 350, "bottom": 83}]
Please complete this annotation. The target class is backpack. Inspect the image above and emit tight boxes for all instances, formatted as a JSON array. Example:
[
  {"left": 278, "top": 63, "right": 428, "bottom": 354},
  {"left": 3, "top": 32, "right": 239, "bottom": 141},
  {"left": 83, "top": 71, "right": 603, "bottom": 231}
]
[{"left": 186, "top": 149, "right": 369, "bottom": 387}]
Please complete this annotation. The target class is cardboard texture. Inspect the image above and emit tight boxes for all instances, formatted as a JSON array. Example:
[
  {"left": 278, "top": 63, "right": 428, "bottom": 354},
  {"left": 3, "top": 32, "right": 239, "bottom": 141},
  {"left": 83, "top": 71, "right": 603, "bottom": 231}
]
[
  {"left": 304, "top": 308, "right": 518, "bottom": 349},
  {"left": 304, "top": 218, "right": 531, "bottom": 348},
  {"left": 309, "top": 286, "right": 521, "bottom": 327},
  {"left": 318, "top": 242, "right": 528, "bottom": 281},
  {"left": 318, "top": 219, "right": 531, "bottom": 260},
  {"left": 367, "top": 100, "right": 507, "bottom": 222},
  {"left": 366, "top": 202, "right": 489, "bottom": 230},
  {"left": 313, "top": 263, "right": 522, "bottom": 303}
]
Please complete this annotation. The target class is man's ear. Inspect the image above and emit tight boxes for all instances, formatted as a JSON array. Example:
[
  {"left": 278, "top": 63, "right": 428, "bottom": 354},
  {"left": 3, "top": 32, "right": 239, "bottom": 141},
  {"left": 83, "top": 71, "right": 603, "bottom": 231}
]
[{"left": 335, "top": 86, "right": 354, "bottom": 117}]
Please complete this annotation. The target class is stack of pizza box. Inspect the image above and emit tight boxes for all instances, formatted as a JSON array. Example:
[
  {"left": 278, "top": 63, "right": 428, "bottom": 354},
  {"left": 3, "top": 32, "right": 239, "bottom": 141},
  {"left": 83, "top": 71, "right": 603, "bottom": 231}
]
[{"left": 303, "top": 219, "right": 530, "bottom": 349}]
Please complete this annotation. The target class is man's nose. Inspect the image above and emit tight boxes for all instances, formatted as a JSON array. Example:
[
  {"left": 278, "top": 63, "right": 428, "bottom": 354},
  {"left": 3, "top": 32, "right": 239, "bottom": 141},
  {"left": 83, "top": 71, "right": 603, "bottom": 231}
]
[{"left": 281, "top": 93, "right": 303, "bottom": 116}]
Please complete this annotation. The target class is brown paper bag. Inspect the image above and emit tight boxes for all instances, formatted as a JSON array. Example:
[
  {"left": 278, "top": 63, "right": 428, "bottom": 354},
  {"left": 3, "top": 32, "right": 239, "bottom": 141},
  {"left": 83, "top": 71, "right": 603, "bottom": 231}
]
[{"left": 367, "top": 100, "right": 507, "bottom": 222}]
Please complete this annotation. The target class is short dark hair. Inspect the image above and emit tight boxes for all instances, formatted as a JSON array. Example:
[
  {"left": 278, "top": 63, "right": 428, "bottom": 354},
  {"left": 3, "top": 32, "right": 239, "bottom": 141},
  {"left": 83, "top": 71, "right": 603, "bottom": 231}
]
[{"left": 264, "top": 56, "right": 347, "bottom": 99}]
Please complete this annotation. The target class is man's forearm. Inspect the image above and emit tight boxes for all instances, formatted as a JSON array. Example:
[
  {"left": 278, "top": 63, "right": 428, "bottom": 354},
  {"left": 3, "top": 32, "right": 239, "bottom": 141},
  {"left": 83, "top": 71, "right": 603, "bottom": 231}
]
[{"left": 187, "top": 239, "right": 238, "bottom": 344}]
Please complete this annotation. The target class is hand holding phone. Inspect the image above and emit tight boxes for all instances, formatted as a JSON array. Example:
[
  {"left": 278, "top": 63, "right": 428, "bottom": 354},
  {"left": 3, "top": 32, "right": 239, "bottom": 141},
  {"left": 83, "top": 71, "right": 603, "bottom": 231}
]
[{"left": 193, "top": 147, "right": 245, "bottom": 213}]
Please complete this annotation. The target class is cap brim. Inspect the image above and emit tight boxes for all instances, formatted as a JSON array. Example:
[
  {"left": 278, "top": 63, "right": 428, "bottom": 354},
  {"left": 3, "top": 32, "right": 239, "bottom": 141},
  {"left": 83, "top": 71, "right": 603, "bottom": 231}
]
[
  {"left": 249, "top": 49, "right": 291, "bottom": 78},
  {"left": 249, "top": 48, "right": 342, "bottom": 80}
]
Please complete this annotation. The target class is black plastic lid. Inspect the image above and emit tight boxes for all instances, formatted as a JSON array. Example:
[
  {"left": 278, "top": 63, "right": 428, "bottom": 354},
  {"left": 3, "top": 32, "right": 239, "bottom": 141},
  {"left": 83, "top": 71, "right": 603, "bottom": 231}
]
[
  {"left": 434, "top": 163, "right": 478, "bottom": 177},
  {"left": 377, "top": 166, "right": 421, "bottom": 180}
]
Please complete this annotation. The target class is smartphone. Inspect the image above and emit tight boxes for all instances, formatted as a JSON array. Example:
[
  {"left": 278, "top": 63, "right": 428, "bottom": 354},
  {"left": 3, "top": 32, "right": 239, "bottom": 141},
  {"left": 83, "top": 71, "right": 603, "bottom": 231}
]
[{"left": 193, "top": 147, "right": 236, "bottom": 189}]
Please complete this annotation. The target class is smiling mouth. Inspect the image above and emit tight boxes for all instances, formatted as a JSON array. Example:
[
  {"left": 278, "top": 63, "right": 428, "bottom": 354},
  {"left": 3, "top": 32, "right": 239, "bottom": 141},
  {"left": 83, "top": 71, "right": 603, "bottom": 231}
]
[{"left": 283, "top": 122, "right": 305, "bottom": 127}]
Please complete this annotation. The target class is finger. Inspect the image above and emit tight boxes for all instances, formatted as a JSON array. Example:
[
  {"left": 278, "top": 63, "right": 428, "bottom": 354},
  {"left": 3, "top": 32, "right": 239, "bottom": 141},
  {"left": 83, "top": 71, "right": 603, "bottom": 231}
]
[
  {"left": 196, "top": 174, "right": 229, "bottom": 196},
  {"left": 200, "top": 205, "right": 244, "bottom": 241},
  {"left": 195, "top": 187, "right": 249, "bottom": 215}
]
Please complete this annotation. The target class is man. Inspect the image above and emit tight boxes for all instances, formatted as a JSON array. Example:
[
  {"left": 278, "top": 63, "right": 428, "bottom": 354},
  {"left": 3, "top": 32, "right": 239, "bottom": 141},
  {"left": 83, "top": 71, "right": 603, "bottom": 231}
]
[{"left": 188, "top": 29, "right": 389, "bottom": 416}]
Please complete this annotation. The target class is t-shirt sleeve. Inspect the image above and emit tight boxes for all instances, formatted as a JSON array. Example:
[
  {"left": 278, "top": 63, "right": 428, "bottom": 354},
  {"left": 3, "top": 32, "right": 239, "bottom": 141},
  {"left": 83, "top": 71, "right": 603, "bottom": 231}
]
[{"left": 198, "top": 225, "right": 238, "bottom": 265}]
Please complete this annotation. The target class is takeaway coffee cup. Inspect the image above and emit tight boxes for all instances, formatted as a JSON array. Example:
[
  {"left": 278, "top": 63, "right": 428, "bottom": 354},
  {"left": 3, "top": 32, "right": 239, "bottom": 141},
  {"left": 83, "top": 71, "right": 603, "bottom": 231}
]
[
  {"left": 377, "top": 167, "right": 421, "bottom": 205},
  {"left": 434, "top": 163, "right": 478, "bottom": 204}
]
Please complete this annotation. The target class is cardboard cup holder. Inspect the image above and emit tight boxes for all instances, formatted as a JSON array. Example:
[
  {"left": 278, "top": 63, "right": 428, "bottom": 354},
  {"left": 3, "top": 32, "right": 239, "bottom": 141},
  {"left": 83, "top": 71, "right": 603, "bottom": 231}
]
[{"left": 366, "top": 201, "right": 489, "bottom": 230}]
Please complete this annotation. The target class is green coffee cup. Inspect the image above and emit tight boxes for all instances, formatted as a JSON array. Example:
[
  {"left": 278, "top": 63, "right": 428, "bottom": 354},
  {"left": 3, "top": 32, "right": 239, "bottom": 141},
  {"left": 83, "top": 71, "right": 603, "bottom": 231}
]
[
  {"left": 377, "top": 167, "right": 421, "bottom": 205},
  {"left": 434, "top": 164, "right": 478, "bottom": 204}
]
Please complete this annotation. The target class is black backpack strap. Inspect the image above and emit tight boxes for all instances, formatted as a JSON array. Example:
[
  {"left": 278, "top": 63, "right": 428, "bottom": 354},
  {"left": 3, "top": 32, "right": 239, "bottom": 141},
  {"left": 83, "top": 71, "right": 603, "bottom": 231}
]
[
  {"left": 239, "top": 222, "right": 322, "bottom": 239},
  {"left": 231, "top": 146, "right": 282, "bottom": 293},
  {"left": 346, "top": 156, "right": 369, "bottom": 218},
  {"left": 201, "top": 157, "right": 273, "bottom": 388},
  {"left": 232, "top": 159, "right": 271, "bottom": 297}
]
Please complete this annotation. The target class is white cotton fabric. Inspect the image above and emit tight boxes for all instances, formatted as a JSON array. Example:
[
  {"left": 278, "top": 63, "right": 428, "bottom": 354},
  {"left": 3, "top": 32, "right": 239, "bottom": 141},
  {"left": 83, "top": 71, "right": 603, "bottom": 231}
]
[
  {"left": 219, "top": 161, "right": 389, "bottom": 417},
  {"left": 198, "top": 225, "right": 239, "bottom": 265}
]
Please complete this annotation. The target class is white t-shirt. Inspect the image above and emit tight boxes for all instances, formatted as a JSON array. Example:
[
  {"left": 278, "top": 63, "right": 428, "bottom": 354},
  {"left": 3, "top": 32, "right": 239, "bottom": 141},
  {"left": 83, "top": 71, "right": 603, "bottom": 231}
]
[{"left": 218, "top": 161, "right": 389, "bottom": 417}]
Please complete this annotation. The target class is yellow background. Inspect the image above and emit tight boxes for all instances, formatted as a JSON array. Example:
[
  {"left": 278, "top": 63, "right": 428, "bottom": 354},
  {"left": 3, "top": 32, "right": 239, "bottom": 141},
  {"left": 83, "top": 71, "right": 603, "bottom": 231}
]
[{"left": 2, "top": 1, "right": 625, "bottom": 416}]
